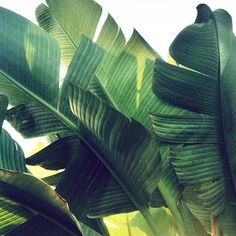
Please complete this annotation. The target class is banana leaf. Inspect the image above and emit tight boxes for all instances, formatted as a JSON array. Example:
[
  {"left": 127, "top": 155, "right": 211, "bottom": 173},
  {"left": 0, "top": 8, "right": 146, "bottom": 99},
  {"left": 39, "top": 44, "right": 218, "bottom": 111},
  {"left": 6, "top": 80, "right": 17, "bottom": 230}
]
[
  {"left": 67, "top": 82, "right": 162, "bottom": 235},
  {"left": 152, "top": 3, "right": 236, "bottom": 233},
  {"left": 36, "top": 0, "right": 125, "bottom": 66}
]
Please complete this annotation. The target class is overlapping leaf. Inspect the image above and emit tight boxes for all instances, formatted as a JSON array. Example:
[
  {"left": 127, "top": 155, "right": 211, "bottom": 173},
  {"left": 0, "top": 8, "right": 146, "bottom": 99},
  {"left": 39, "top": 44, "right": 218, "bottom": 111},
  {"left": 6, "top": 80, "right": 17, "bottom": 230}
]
[
  {"left": 55, "top": 139, "right": 110, "bottom": 235},
  {"left": 68, "top": 83, "right": 162, "bottom": 235},
  {"left": 6, "top": 103, "right": 69, "bottom": 138},
  {"left": 36, "top": 0, "right": 125, "bottom": 66},
  {"left": 151, "top": 3, "right": 236, "bottom": 233},
  {"left": 0, "top": 169, "right": 82, "bottom": 235},
  {"left": 0, "top": 197, "right": 33, "bottom": 235},
  {"left": 26, "top": 135, "right": 79, "bottom": 170},
  {"left": 0, "top": 7, "right": 161, "bottom": 234}
]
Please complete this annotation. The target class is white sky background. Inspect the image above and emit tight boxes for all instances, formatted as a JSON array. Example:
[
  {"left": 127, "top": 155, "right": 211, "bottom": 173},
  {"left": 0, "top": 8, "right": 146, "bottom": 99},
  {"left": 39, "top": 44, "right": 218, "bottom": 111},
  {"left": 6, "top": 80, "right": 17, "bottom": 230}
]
[
  {"left": 0, "top": 0, "right": 236, "bottom": 58},
  {"left": 0, "top": 0, "right": 235, "bottom": 154}
]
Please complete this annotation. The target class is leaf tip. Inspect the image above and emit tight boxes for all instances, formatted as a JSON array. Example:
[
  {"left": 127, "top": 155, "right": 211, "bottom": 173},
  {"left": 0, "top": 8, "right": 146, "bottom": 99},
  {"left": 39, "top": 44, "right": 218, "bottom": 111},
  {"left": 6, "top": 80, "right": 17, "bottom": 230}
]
[{"left": 195, "top": 4, "right": 212, "bottom": 23}]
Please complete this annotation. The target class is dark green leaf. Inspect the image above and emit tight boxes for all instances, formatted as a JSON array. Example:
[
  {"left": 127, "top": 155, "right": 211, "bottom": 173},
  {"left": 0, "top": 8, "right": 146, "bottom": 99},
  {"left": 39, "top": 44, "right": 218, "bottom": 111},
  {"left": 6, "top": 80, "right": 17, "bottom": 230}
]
[
  {"left": 0, "top": 197, "right": 33, "bottom": 235},
  {"left": 68, "top": 83, "right": 162, "bottom": 235},
  {"left": 152, "top": 4, "right": 236, "bottom": 221},
  {"left": 0, "top": 169, "right": 82, "bottom": 235},
  {"left": 88, "top": 177, "right": 136, "bottom": 218},
  {"left": 5, "top": 215, "right": 76, "bottom": 236},
  {"left": 153, "top": 59, "right": 217, "bottom": 115},
  {"left": 68, "top": 83, "right": 161, "bottom": 206},
  {"left": 55, "top": 140, "right": 109, "bottom": 235}
]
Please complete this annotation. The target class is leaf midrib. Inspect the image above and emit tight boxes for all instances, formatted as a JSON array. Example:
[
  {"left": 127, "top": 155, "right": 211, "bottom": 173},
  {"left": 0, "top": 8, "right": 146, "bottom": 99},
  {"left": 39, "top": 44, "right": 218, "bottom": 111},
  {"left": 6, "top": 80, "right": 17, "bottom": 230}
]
[
  {"left": 1, "top": 70, "right": 161, "bottom": 235},
  {"left": 39, "top": 3, "right": 77, "bottom": 49},
  {"left": 0, "top": 71, "right": 78, "bottom": 132}
]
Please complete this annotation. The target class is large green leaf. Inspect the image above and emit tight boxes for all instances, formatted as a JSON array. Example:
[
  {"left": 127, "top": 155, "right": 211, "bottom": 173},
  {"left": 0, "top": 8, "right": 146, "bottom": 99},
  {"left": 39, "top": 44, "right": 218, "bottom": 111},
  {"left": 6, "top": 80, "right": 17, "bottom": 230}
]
[
  {"left": 25, "top": 134, "right": 110, "bottom": 234},
  {"left": 0, "top": 7, "right": 60, "bottom": 106},
  {"left": 36, "top": 0, "right": 164, "bottom": 132},
  {"left": 68, "top": 83, "right": 161, "bottom": 205},
  {"left": 68, "top": 83, "right": 162, "bottom": 235},
  {"left": 0, "top": 8, "right": 160, "bottom": 234},
  {"left": 96, "top": 30, "right": 159, "bottom": 131},
  {"left": 55, "top": 139, "right": 110, "bottom": 235},
  {"left": 25, "top": 133, "right": 138, "bottom": 232},
  {"left": 36, "top": 0, "right": 125, "bottom": 66},
  {"left": 152, "top": 3, "right": 236, "bottom": 233},
  {"left": 0, "top": 6, "right": 77, "bottom": 136},
  {"left": 0, "top": 95, "right": 81, "bottom": 235},
  {"left": 0, "top": 99, "right": 35, "bottom": 234}
]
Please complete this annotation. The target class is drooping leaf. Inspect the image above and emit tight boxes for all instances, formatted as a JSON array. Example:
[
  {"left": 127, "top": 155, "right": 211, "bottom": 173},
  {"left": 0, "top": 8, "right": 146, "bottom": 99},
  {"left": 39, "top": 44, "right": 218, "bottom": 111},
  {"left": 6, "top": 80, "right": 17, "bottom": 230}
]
[
  {"left": 6, "top": 103, "right": 69, "bottom": 138},
  {"left": 26, "top": 135, "right": 79, "bottom": 170},
  {"left": 68, "top": 83, "right": 161, "bottom": 205},
  {"left": 0, "top": 169, "right": 82, "bottom": 235}
]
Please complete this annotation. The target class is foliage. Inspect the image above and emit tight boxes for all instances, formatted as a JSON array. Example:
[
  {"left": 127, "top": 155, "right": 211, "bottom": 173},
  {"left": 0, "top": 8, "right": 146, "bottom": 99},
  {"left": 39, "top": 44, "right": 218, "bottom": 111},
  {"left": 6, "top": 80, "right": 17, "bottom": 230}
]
[{"left": 0, "top": 1, "right": 236, "bottom": 236}]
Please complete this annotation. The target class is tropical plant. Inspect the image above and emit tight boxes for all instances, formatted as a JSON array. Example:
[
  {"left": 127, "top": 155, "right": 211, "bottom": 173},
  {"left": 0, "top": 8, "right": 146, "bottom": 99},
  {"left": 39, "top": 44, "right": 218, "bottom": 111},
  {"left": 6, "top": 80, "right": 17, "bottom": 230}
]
[{"left": 0, "top": 0, "right": 235, "bottom": 235}]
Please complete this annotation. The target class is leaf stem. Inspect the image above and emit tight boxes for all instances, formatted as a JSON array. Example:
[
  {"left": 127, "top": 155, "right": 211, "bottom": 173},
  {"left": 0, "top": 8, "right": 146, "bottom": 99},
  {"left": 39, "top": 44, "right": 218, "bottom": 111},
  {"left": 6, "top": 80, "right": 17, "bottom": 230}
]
[
  {"left": 157, "top": 180, "right": 186, "bottom": 235},
  {"left": 140, "top": 207, "right": 161, "bottom": 236},
  {"left": 211, "top": 215, "right": 217, "bottom": 236}
]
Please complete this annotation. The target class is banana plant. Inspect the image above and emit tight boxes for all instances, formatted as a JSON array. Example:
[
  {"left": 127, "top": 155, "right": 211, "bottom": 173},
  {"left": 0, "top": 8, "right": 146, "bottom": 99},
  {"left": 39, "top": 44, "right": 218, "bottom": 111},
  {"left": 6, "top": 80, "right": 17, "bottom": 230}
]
[
  {"left": 152, "top": 3, "right": 236, "bottom": 235},
  {"left": 0, "top": 0, "right": 236, "bottom": 236},
  {"left": 0, "top": 1, "right": 163, "bottom": 235}
]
